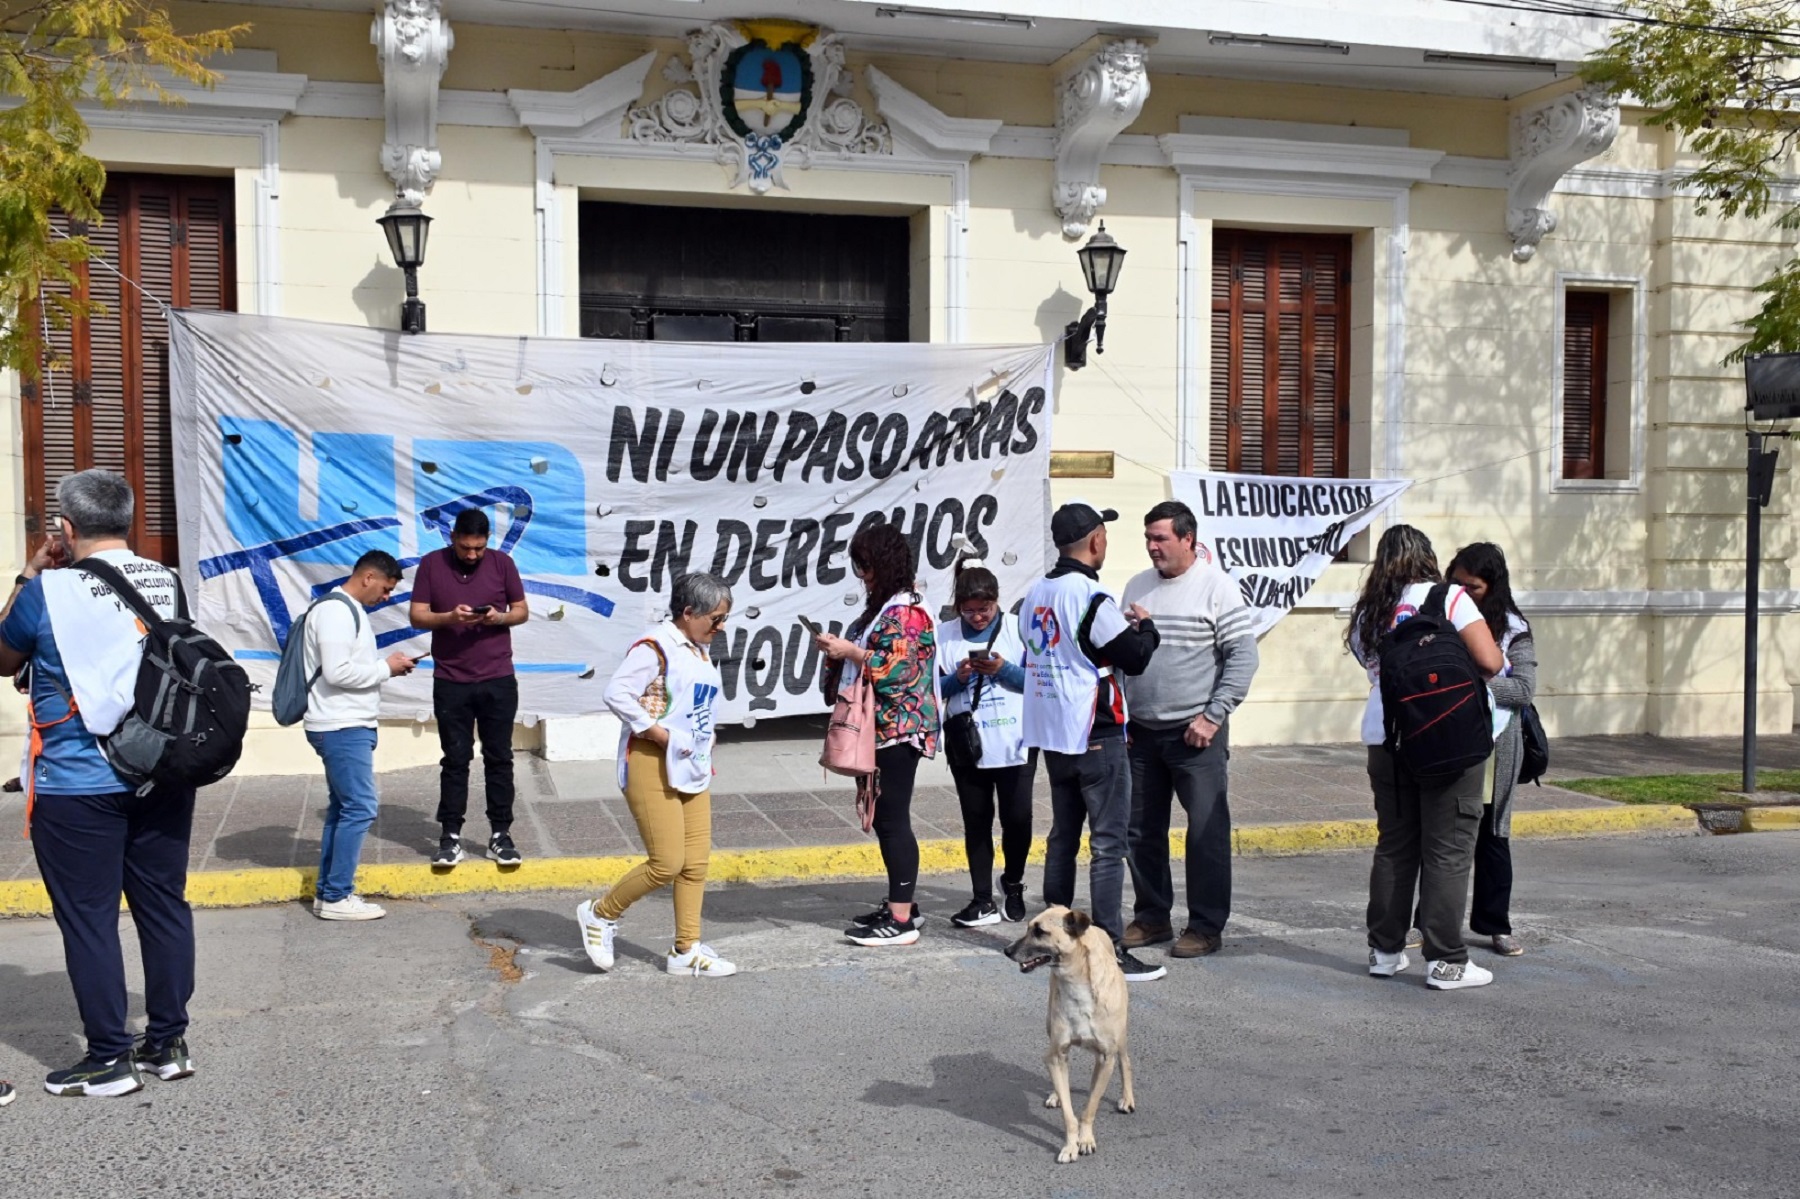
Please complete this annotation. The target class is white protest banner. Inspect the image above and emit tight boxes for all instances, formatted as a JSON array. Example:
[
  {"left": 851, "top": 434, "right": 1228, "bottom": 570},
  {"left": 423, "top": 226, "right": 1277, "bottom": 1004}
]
[
  {"left": 1168, "top": 471, "right": 1410, "bottom": 636},
  {"left": 169, "top": 311, "right": 1054, "bottom": 725}
]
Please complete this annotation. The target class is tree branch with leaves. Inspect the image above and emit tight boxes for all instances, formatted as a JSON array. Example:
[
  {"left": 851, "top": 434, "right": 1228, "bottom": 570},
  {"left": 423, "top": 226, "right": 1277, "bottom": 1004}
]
[
  {"left": 0, "top": 0, "right": 246, "bottom": 375},
  {"left": 1587, "top": 0, "right": 1800, "bottom": 360}
]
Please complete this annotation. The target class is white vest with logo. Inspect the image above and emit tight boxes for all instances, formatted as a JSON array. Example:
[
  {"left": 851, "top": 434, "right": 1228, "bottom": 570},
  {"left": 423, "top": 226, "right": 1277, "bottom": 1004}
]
[
  {"left": 937, "top": 612, "right": 1028, "bottom": 768},
  {"left": 614, "top": 621, "right": 723, "bottom": 795},
  {"left": 1021, "top": 570, "right": 1122, "bottom": 755}
]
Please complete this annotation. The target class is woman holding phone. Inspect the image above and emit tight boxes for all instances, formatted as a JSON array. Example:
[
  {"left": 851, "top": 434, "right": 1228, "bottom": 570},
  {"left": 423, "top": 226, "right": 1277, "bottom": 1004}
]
[
  {"left": 813, "top": 522, "right": 940, "bottom": 947},
  {"left": 937, "top": 563, "right": 1034, "bottom": 926}
]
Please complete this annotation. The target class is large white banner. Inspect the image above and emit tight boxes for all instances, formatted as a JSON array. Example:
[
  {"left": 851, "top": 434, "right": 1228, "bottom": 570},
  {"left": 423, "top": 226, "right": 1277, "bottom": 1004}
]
[
  {"left": 169, "top": 311, "right": 1054, "bottom": 724},
  {"left": 1169, "top": 471, "right": 1410, "bottom": 637}
]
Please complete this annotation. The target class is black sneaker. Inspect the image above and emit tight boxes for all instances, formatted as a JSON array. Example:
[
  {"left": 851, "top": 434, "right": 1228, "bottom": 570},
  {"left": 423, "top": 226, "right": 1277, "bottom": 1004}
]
[
  {"left": 0, "top": 1080, "right": 14, "bottom": 1107},
  {"left": 489, "top": 831, "right": 522, "bottom": 866},
  {"left": 850, "top": 901, "right": 925, "bottom": 928},
  {"left": 951, "top": 898, "right": 1001, "bottom": 928},
  {"left": 1001, "top": 882, "right": 1026, "bottom": 923},
  {"left": 133, "top": 1035, "right": 194, "bottom": 1082},
  {"left": 845, "top": 911, "right": 921, "bottom": 946},
  {"left": 431, "top": 834, "right": 464, "bottom": 868},
  {"left": 43, "top": 1056, "right": 142, "bottom": 1097},
  {"left": 1116, "top": 949, "right": 1168, "bottom": 983}
]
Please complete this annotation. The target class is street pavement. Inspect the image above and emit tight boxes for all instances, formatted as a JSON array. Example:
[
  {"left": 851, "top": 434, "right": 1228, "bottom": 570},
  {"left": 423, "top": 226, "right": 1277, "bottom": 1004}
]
[
  {"left": 2, "top": 829, "right": 1795, "bottom": 1197},
  {"left": 8, "top": 725, "right": 1786, "bottom": 883}
]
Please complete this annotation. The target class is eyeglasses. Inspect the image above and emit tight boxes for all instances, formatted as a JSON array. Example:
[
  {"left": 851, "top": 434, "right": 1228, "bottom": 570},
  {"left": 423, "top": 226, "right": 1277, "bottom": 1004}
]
[{"left": 707, "top": 613, "right": 730, "bottom": 629}]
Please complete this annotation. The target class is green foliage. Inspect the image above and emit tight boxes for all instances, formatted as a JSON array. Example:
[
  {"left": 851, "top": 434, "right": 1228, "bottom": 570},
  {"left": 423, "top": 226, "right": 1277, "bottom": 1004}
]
[
  {"left": 1587, "top": 1, "right": 1800, "bottom": 360},
  {"left": 1558, "top": 768, "right": 1800, "bottom": 803},
  {"left": 0, "top": 0, "right": 245, "bottom": 375}
]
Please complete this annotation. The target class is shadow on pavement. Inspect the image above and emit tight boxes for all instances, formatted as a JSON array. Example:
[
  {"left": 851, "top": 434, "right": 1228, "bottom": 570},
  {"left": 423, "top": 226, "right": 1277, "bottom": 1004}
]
[
  {"left": 0, "top": 962, "right": 115, "bottom": 1069},
  {"left": 862, "top": 1050, "right": 1064, "bottom": 1152}
]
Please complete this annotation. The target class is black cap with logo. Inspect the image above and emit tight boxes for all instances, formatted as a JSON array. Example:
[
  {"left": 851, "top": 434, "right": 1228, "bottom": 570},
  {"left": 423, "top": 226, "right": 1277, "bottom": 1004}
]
[{"left": 1050, "top": 500, "right": 1119, "bottom": 546}]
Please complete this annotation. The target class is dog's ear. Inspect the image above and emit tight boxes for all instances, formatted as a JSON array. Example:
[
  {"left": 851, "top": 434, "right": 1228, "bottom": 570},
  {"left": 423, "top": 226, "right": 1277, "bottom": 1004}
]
[{"left": 1063, "top": 909, "right": 1092, "bottom": 939}]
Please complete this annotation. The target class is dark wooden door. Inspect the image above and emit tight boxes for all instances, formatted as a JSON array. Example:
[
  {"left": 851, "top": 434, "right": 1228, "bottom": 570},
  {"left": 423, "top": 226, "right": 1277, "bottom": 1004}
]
[
  {"left": 578, "top": 202, "right": 909, "bottom": 343},
  {"left": 24, "top": 174, "right": 236, "bottom": 565},
  {"left": 1210, "top": 230, "right": 1350, "bottom": 478}
]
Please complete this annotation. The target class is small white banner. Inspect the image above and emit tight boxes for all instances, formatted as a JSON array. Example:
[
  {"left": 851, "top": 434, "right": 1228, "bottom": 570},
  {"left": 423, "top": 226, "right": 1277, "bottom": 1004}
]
[{"left": 1168, "top": 471, "right": 1410, "bottom": 637}]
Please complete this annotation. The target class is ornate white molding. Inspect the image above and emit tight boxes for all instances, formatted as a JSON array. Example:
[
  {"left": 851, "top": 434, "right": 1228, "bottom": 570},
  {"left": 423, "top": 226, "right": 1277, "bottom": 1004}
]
[
  {"left": 865, "top": 67, "right": 1000, "bottom": 160},
  {"left": 1053, "top": 40, "right": 1150, "bottom": 239},
  {"left": 1506, "top": 84, "right": 1619, "bottom": 263},
  {"left": 371, "top": 0, "right": 453, "bottom": 208},
  {"left": 626, "top": 21, "right": 889, "bottom": 194},
  {"left": 508, "top": 51, "right": 656, "bottom": 136}
]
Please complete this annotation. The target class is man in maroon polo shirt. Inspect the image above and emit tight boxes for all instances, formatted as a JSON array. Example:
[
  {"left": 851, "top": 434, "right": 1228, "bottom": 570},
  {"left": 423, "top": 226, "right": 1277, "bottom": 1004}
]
[{"left": 409, "top": 508, "right": 529, "bottom": 867}]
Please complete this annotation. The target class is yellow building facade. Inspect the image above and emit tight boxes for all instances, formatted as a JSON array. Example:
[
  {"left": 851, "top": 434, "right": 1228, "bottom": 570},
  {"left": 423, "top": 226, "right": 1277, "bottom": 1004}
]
[{"left": 4, "top": 1, "right": 1793, "bottom": 771}]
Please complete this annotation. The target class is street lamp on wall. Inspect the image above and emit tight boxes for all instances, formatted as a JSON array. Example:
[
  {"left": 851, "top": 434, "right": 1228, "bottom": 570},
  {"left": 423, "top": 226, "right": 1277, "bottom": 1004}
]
[
  {"left": 1064, "top": 221, "right": 1126, "bottom": 370},
  {"left": 377, "top": 204, "right": 432, "bottom": 334}
]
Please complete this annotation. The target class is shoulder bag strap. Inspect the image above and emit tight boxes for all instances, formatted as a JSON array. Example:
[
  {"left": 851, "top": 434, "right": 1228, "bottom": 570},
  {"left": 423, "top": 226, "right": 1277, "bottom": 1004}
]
[{"left": 307, "top": 592, "right": 365, "bottom": 690}]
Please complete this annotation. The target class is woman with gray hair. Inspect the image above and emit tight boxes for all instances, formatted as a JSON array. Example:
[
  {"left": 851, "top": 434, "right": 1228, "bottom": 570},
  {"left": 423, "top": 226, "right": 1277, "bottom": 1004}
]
[{"left": 576, "top": 572, "right": 736, "bottom": 978}]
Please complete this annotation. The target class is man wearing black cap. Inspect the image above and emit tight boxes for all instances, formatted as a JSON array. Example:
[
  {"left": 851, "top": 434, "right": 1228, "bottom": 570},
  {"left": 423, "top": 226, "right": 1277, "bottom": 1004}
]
[{"left": 1021, "top": 500, "right": 1165, "bottom": 982}]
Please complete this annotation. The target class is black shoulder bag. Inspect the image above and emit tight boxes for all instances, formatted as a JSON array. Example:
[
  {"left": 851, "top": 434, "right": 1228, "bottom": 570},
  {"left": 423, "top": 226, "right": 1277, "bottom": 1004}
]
[{"left": 943, "top": 616, "right": 1002, "bottom": 770}]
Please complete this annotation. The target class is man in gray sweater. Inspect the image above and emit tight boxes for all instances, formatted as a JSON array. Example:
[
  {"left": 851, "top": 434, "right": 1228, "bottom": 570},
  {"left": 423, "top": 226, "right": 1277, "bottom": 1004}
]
[{"left": 1120, "top": 501, "right": 1260, "bottom": 960}]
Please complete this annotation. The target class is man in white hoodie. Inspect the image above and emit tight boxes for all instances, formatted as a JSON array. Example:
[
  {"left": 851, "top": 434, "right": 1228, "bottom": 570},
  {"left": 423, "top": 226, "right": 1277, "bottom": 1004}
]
[{"left": 304, "top": 550, "right": 416, "bottom": 921}]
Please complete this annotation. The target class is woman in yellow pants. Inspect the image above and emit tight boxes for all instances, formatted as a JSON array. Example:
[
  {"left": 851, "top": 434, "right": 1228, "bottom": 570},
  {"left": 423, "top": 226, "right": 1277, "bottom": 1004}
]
[{"left": 576, "top": 572, "right": 734, "bottom": 977}]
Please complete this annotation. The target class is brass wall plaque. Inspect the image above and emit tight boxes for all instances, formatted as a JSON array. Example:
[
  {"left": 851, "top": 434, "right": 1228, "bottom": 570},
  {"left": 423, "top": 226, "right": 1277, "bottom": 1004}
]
[{"left": 1049, "top": 450, "right": 1116, "bottom": 478}]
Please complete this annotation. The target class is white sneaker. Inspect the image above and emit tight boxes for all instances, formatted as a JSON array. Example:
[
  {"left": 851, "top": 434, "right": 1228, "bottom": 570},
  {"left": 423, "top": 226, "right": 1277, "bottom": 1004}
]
[
  {"left": 315, "top": 895, "right": 386, "bottom": 921},
  {"left": 1426, "top": 959, "right": 1494, "bottom": 990},
  {"left": 666, "top": 942, "right": 738, "bottom": 978},
  {"left": 575, "top": 900, "right": 617, "bottom": 971},
  {"left": 1368, "top": 948, "right": 1410, "bottom": 977}
]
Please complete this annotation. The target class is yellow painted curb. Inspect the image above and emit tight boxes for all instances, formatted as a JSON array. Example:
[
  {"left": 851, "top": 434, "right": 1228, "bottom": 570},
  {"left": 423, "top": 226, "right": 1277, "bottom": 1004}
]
[
  {"left": 0, "top": 803, "right": 1706, "bottom": 918},
  {"left": 1747, "top": 806, "right": 1800, "bottom": 831},
  {"left": 1511, "top": 805, "right": 1695, "bottom": 838}
]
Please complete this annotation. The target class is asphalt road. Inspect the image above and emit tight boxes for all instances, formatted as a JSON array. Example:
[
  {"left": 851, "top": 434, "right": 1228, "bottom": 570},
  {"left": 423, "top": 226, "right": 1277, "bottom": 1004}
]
[{"left": 1, "top": 830, "right": 1795, "bottom": 1198}]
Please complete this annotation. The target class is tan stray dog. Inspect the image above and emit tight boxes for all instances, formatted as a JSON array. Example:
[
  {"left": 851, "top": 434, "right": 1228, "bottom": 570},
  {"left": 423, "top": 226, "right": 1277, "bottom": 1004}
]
[{"left": 1004, "top": 905, "right": 1136, "bottom": 1163}]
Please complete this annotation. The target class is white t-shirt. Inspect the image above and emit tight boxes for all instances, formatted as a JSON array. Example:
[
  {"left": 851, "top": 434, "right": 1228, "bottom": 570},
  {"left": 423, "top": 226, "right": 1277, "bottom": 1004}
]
[{"left": 1352, "top": 581, "right": 1482, "bottom": 746}]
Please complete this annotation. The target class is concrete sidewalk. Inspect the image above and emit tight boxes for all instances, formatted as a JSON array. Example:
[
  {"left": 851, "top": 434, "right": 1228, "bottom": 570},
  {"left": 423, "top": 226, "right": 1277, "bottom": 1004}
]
[{"left": 6, "top": 724, "right": 1783, "bottom": 884}]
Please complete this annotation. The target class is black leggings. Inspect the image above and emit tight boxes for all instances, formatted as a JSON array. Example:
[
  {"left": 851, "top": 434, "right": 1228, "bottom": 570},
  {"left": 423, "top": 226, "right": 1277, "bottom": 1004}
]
[
  {"left": 951, "top": 752, "right": 1036, "bottom": 899},
  {"left": 1469, "top": 807, "right": 1514, "bottom": 936},
  {"left": 872, "top": 743, "right": 922, "bottom": 905}
]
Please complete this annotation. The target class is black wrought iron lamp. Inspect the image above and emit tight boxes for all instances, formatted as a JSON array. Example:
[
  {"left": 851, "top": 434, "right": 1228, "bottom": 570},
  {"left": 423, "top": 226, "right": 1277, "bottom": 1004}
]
[
  {"left": 377, "top": 204, "right": 432, "bottom": 335},
  {"left": 1064, "top": 221, "right": 1126, "bottom": 370}
]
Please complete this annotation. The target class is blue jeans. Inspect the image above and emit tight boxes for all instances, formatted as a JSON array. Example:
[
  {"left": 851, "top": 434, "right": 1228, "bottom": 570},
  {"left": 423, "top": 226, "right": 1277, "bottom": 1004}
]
[
  {"left": 1041, "top": 737, "right": 1131, "bottom": 947},
  {"left": 307, "top": 727, "right": 380, "bottom": 903}
]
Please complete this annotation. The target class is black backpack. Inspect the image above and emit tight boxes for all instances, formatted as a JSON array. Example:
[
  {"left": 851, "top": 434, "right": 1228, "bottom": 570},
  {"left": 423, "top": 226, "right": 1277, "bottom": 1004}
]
[
  {"left": 1376, "top": 583, "right": 1492, "bottom": 781},
  {"left": 73, "top": 557, "right": 252, "bottom": 793}
]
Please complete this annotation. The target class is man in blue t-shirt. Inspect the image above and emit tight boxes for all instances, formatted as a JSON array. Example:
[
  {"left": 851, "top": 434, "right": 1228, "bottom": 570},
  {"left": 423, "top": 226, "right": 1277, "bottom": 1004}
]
[{"left": 0, "top": 470, "right": 196, "bottom": 1099}]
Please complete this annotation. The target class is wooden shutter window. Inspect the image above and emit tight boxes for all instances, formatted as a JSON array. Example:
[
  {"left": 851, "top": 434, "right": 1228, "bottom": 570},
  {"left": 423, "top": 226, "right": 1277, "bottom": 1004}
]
[
  {"left": 23, "top": 174, "right": 236, "bottom": 566},
  {"left": 1562, "top": 291, "right": 1609, "bottom": 480},
  {"left": 1209, "top": 230, "right": 1350, "bottom": 477}
]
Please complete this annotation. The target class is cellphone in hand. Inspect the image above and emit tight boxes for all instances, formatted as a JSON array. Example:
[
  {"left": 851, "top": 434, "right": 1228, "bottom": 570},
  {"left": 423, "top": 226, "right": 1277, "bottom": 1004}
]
[
  {"left": 471, "top": 605, "right": 494, "bottom": 615},
  {"left": 410, "top": 653, "right": 430, "bottom": 663},
  {"left": 968, "top": 648, "right": 993, "bottom": 662},
  {"left": 798, "top": 615, "right": 823, "bottom": 636}
]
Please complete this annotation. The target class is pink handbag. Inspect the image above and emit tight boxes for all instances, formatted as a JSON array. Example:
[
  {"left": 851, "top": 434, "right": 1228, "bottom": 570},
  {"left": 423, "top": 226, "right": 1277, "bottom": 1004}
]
[{"left": 820, "top": 667, "right": 876, "bottom": 779}]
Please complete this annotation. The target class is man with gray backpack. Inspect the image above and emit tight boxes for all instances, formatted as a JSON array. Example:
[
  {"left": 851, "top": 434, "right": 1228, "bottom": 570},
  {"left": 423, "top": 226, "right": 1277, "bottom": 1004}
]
[
  {"left": 0, "top": 470, "right": 217, "bottom": 1096},
  {"left": 275, "top": 551, "right": 416, "bottom": 921}
]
